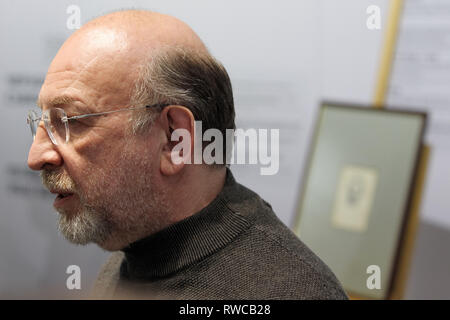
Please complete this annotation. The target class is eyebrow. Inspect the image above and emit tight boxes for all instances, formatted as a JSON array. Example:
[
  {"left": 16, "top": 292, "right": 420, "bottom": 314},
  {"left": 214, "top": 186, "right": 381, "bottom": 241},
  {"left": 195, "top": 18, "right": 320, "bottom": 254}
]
[{"left": 37, "top": 95, "right": 76, "bottom": 109}]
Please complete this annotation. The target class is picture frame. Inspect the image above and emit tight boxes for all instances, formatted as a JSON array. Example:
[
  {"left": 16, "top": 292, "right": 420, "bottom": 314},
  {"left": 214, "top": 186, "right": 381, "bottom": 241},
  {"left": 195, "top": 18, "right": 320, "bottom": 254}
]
[{"left": 293, "top": 101, "right": 427, "bottom": 299}]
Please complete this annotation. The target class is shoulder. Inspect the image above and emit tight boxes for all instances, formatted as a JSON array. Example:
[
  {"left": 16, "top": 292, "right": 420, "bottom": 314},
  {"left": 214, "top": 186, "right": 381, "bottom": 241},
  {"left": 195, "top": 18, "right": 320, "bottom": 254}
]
[
  {"left": 248, "top": 222, "right": 348, "bottom": 299},
  {"left": 224, "top": 183, "right": 348, "bottom": 299}
]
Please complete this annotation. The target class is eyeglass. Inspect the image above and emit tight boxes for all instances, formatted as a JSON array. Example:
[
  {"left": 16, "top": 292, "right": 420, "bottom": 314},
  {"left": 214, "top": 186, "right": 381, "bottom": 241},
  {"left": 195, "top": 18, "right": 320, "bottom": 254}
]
[{"left": 27, "top": 103, "right": 169, "bottom": 145}]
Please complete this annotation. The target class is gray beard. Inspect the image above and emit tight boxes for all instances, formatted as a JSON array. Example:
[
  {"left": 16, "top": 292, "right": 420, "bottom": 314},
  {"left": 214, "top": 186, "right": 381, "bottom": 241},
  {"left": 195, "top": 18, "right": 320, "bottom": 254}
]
[
  {"left": 56, "top": 204, "right": 112, "bottom": 246},
  {"left": 51, "top": 172, "right": 169, "bottom": 250},
  {"left": 54, "top": 184, "right": 168, "bottom": 250}
]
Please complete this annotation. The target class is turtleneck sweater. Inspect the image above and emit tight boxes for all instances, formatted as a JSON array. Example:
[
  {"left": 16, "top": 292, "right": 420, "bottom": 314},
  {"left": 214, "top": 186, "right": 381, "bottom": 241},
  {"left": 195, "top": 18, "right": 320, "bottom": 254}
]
[{"left": 91, "top": 169, "right": 348, "bottom": 299}]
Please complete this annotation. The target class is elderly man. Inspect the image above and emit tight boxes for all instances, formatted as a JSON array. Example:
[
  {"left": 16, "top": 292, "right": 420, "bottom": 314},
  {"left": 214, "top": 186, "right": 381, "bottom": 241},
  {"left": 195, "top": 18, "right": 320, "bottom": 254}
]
[{"left": 27, "top": 10, "right": 347, "bottom": 299}]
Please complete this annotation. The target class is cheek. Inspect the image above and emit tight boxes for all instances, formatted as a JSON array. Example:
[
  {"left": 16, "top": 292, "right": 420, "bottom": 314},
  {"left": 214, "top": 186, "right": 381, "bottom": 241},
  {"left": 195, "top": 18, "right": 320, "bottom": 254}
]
[
  {"left": 63, "top": 140, "right": 128, "bottom": 195},
  {"left": 72, "top": 126, "right": 127, "bottom": 165},
  {"left": 64, "top": 127, "right": 157, "bottom": 196}
]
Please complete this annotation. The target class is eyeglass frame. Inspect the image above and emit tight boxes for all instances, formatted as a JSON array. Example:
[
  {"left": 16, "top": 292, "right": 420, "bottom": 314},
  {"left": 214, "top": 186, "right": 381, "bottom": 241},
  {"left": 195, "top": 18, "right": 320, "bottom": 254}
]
[{"left": 27, "top": 103, "right": 170, "bottom": 145}]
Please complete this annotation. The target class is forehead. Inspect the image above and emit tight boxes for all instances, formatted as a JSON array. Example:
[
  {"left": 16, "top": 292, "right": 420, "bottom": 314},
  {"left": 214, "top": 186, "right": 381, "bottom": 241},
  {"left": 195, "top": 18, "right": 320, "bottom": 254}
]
[{"left": 39, "top": 28, "right": 138, "bottom": 111}]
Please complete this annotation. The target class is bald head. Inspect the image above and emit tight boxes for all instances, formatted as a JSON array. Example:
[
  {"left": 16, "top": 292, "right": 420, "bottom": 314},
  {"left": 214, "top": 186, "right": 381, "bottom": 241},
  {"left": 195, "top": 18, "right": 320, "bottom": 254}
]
[
  {"left": 82, "top": 10, "right": 207, "bottom": 51},
  {"left": 62, "top": 10, "right": 207, "bottom": 70},
  {"left": 38, "top": 11, "right": 211, "bottom": 125}
]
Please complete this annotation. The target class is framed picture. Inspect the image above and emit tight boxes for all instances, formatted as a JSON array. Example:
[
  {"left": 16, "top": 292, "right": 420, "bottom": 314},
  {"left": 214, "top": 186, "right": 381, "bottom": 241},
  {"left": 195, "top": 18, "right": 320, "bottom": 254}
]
[{"left": 293, "top": 102, "right": 427, "bottom": 299}]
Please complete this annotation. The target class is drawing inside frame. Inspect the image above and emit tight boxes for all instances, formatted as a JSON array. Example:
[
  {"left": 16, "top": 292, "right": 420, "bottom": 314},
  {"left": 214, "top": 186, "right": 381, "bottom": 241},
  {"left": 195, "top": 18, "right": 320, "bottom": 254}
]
[{"left": 331, "top": 165, "right": 378, "bottom": 233}]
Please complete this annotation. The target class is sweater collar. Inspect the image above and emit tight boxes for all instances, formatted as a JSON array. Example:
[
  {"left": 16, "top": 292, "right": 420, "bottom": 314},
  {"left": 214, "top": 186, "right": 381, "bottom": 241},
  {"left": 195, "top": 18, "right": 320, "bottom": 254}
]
[{"left": 120, "top": 169, "right": 250, "bottom": 279}]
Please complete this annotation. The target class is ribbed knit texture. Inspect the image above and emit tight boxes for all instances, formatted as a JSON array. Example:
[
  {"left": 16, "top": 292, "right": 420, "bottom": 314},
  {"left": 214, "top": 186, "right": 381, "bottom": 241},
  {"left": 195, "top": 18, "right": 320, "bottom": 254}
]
[{"left": 91, "top": 169, "right": 348, "bottom": 300}]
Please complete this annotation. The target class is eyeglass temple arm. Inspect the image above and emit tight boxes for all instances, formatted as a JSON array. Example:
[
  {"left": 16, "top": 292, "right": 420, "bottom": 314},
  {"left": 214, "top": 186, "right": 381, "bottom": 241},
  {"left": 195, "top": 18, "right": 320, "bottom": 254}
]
[{"left": 65, "top": 103, "right": 169, "bottom": 121}]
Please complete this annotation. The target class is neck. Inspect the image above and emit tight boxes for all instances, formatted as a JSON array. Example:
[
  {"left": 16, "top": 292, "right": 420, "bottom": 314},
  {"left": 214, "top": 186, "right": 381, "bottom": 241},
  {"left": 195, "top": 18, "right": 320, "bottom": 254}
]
[
  {"left": 164, "top": 165, "right": 227, "bottom": 225},
  {"left": 98, "top": 165, "right": 227, "bottom": 251}
]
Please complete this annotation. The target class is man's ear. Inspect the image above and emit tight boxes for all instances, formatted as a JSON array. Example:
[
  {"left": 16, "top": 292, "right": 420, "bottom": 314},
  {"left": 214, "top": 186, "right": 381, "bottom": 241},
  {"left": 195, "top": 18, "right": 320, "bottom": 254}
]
[{"left": 159, "top": 105, "right": 195, "bottom": 176}]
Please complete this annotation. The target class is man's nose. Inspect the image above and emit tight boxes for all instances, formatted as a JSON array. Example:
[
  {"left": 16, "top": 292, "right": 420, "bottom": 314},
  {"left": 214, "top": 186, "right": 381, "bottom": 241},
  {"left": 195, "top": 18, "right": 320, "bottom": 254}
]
[{"left": 27, "top": 125, "right": 63, "bottom": 170}]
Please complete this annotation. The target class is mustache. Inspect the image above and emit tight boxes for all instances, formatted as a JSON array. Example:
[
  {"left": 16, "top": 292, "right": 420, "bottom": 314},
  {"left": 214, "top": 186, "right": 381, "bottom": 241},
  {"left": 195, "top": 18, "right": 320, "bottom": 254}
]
[{"left": 40, "top": 168, "right": 77, "bottom": 193}]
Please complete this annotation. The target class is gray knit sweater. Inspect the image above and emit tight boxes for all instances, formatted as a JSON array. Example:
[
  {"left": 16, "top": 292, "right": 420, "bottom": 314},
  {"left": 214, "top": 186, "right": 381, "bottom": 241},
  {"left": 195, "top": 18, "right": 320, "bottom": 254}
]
[{"left": 91, "top": 170, "right": 348, "bottom": 299}]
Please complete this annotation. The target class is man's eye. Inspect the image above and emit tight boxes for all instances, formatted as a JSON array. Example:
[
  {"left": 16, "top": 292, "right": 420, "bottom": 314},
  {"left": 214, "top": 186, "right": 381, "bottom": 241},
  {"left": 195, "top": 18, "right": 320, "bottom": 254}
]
[
  {"left": 68, "top": 118, "right": 82, "bottom": 125},
  {"left": 68, "top": 118, "right": 87, "bottom": 128}
]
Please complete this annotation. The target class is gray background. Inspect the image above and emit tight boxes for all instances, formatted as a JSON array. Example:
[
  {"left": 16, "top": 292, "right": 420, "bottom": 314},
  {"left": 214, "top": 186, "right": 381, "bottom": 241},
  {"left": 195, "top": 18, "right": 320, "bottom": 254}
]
[{"left": 0, "top": 0, "right": 448, "bottom": 299}]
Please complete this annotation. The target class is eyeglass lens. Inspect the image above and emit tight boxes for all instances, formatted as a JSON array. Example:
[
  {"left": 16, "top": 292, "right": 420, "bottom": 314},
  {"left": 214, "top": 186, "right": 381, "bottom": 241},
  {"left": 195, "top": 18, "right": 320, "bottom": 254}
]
[
  {"left": 28, "top": 110, "right": 39, "bottom": 139},
  {"left": 46, "top": 108, "right": 68, "bottom": 144},
  {"left": 28, "top": 108, "right": 68, "bottom": 145}
]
